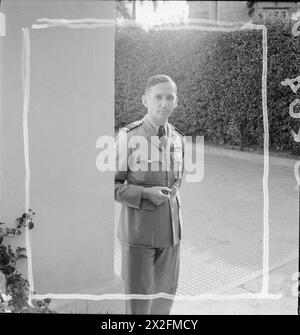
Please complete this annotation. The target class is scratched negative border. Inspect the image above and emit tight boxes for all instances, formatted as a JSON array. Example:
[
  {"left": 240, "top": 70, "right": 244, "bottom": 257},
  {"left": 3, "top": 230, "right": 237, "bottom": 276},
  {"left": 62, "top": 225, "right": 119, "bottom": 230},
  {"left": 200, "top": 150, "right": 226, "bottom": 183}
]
[{"left": 22, "top": 18, "right": 281, "bottom": 305}]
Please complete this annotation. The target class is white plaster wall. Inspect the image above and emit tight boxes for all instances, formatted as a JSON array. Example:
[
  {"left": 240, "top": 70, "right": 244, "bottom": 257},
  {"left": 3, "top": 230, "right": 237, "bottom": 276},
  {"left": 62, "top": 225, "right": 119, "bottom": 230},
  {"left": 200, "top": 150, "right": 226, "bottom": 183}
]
[{"left": 0, "top": 0, "right": 116, "bottom": 295}]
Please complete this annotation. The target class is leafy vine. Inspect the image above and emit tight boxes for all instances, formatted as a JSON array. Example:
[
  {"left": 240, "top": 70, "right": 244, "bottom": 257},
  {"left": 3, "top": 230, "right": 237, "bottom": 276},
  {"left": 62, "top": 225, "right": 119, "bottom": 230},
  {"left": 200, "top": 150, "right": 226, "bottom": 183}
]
[{"left": 0, "top": 210, "right": 54, "bottom": 313}]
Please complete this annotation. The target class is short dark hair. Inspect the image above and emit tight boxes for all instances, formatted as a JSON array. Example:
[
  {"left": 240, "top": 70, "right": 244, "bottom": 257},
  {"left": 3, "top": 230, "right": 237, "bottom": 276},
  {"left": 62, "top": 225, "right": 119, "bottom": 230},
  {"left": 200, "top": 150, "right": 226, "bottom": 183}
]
[{"left": 145, "top": 74, "right": 177, "bottom": 94}]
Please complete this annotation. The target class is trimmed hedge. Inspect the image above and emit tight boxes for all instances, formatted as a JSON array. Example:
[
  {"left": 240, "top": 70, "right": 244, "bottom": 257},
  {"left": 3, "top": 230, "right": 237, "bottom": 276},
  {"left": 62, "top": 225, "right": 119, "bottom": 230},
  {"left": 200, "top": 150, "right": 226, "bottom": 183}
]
[{"left": 115, "top": 21, "right": 300, "bottom": 154}]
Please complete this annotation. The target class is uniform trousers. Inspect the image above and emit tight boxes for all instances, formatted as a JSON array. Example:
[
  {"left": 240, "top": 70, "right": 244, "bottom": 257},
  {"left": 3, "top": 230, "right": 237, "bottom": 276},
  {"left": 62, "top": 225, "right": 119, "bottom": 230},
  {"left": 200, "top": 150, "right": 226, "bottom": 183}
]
[{"left": 121, "top": 243, "right": 180, "bottom": 314}]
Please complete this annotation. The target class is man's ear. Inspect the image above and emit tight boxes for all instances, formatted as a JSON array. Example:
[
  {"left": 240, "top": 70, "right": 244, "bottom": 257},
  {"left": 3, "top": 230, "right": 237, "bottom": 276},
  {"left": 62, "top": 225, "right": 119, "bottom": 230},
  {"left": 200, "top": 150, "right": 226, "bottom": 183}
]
[
  {"left": 142, "top": 94, "right": 147, "bottom": 108},
  {"left": 174, "top": 96, "right": 178, "bottom": 108}
]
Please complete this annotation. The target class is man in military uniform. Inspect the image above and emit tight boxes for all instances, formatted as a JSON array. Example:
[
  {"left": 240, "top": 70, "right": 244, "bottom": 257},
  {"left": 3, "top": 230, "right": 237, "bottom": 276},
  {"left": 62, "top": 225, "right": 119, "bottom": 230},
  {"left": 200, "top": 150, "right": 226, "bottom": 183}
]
[{"left": 115, "top": 74, "right": 184, "bottom": 314}]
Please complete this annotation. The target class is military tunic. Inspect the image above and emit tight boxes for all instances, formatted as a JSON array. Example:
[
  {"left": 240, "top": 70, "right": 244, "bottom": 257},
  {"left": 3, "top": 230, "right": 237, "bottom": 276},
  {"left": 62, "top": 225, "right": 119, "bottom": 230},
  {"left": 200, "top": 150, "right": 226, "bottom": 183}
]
[{"left": 114, "top": 114, "right": 184, "bottom": 314}]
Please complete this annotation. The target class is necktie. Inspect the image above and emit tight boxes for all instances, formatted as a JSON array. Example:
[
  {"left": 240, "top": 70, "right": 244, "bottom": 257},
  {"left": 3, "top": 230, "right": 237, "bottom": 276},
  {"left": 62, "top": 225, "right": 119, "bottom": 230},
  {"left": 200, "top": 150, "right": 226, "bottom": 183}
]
[
  {"left": 157, "top": 125, "right": 166, "bottom": 139},
  {"left": 158, "top": 125, "right": 168, "bottom": 150}
]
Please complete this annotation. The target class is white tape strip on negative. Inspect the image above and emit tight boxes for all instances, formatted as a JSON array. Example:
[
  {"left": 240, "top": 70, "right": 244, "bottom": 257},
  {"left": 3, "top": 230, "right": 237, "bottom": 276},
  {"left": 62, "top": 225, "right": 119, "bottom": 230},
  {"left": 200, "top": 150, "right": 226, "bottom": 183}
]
[{"left": 0, "top": 12, "right": 6, "bottom": 37}]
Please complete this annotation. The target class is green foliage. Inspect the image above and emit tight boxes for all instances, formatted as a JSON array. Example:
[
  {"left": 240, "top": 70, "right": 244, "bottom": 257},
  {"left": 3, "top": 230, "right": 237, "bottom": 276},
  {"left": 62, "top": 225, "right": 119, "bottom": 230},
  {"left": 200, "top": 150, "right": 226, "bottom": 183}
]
[
  {"left": 115, "top": 20, "right": 299, "bottom": 154},
  {"left": 0, "top": 211, "right": 54, "bottom": 313}
]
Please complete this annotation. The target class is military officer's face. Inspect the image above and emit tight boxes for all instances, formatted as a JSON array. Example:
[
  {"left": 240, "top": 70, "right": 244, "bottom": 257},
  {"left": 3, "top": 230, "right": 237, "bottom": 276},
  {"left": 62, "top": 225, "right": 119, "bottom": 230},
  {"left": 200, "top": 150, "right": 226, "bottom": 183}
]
[{"left": 142, "top": 82, "right": 178, "bottom": 125}]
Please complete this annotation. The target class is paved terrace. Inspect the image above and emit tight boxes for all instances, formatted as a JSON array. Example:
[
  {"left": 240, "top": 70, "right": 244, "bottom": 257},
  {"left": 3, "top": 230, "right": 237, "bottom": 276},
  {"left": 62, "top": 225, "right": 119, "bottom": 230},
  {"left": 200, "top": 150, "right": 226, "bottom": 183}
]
[{"left": 114, "top": 144, "right": 299, "bottom": 314}]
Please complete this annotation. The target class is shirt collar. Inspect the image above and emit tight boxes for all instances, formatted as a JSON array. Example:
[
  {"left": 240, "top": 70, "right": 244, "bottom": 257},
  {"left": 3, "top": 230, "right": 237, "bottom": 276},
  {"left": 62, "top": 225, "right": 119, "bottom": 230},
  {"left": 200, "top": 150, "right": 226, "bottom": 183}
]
[{"left": 146, "top": 114, "right": 168, "bottom": 135}]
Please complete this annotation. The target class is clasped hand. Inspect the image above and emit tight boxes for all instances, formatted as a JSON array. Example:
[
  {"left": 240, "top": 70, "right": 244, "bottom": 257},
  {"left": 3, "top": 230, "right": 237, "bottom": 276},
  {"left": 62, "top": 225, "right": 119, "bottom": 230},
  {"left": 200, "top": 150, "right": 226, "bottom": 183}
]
[{"left": 142, "top": 186, "right": 172, "bottom": 206}]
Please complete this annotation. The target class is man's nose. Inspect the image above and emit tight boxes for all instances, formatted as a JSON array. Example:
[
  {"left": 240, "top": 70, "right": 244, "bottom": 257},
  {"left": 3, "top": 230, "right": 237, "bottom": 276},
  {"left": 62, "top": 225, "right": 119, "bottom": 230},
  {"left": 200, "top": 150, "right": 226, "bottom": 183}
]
[{"left": 160, "top": 98, "right": 168, "bottom": 107}]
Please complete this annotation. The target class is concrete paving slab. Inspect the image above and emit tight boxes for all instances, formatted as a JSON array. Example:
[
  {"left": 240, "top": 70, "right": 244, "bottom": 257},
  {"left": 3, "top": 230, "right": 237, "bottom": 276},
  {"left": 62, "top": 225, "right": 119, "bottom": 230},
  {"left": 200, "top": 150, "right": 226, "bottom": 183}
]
[
  {"left": 171, "top": 260, "right": 298, "bottom": 315},
  {"left": 114, "top": 145, "right": 299, "bottom": 314}
]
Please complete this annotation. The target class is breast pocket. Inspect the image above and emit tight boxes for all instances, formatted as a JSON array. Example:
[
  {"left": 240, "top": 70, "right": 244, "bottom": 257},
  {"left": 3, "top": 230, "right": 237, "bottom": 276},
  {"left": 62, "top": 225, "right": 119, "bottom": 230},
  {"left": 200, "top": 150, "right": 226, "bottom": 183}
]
[{"left": 133, "top": 158, "right": 161, "bottom": 173}]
